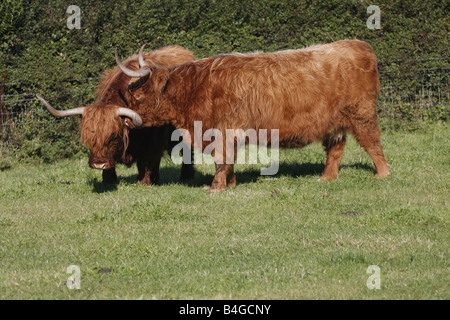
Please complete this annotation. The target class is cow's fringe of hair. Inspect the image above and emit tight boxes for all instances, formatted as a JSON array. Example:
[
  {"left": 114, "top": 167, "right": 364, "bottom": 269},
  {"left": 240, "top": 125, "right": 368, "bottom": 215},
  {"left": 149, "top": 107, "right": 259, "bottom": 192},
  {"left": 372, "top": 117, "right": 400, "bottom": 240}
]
[{"left": 80, "top": 105, "right": 124, "bottom": 149}]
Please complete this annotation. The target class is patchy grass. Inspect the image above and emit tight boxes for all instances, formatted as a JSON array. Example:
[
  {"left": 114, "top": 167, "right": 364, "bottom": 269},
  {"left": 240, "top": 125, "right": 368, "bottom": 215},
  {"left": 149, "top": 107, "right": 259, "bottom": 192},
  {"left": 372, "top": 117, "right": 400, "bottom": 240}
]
[{"left": 0, "top": 122, "right": 448, "bottom": 299}]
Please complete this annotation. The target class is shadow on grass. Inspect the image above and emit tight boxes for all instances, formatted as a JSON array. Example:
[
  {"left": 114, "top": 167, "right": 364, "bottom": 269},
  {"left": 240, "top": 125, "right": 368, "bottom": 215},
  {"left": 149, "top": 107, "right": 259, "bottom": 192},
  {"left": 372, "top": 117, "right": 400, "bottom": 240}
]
[
  {"left": 87, "top": 167, "right": 211, "bottom": 193},
  {"left": 88, "top": 178, "right": 119, "bottom": 193},
  {"left": 234, "top": 162, "right": 374, "bottom": 185},
  {"left": 88, "top": 161, "right": 375, "bottom": 193},
  {"left": 184, "top": 161, "right": 375, "bottom": 187},
  {"left": 340, "top": 162, "right": 375, "bottom": 173}
]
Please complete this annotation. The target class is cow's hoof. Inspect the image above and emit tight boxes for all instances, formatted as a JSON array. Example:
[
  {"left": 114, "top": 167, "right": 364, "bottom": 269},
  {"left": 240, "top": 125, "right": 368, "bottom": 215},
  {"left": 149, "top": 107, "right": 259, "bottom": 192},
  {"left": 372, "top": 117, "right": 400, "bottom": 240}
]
[
  {"left": 375, "top": 171, "right": 390, "bottom": 178},
  {"left": 317, "top": 176, "right": 336, "bottom": 182},
  {"left": 137, "top": 178, "right": 157, "bottom": 186},
  {"left": 208, "top": 186, "right": 226, "bottom": 194}
]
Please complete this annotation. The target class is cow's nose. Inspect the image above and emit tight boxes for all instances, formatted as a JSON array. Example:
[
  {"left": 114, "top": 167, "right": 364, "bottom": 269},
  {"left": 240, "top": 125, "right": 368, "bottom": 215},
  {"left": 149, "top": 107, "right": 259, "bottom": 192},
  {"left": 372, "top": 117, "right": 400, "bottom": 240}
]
[
  {"left": 91, "top": 163, "right": 107, "bottom": 169},
  {"left": 89, "top": 158, "right": 114, "bottom": 170}
]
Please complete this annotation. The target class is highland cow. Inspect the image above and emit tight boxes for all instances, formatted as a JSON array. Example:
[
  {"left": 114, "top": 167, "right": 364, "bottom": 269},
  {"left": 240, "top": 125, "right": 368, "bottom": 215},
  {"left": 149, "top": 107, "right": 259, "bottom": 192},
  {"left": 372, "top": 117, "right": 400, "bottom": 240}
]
[{"left": 116, "top": 40, "right": 390, "bottom": 193}]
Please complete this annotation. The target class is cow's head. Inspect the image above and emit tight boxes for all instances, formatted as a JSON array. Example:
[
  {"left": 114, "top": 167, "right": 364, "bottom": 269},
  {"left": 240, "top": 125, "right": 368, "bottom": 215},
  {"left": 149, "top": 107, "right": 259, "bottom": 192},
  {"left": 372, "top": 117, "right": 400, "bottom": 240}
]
[
  {"left": 36, "top": 95, "right": 142, "bottom": 169},
  {"left": 115, "top": 46, "right": 171, "bottom": 127}
]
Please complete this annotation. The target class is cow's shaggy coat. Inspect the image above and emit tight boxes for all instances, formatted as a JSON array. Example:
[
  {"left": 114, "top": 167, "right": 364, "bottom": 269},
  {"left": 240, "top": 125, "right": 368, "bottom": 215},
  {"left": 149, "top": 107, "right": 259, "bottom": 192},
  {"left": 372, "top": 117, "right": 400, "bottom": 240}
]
[{"left": 125, "top": 40, "right": 390, "bottom": 192}]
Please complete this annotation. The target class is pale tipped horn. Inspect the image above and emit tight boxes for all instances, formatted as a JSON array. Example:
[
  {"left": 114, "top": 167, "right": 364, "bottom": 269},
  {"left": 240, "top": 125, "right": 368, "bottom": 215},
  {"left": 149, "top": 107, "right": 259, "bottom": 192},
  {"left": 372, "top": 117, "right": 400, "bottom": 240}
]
[
  {"left": 115, "top": 48, "right": 151, "bottom": 78},
  {"left": 138, "top": 43, "right": 148, "bottom": 68},
  {"left": 36, "top": 95, "right": 85, "bottom": 117},
  {"left": 116, "top": 107, "right": 143, "bottom": 127}
]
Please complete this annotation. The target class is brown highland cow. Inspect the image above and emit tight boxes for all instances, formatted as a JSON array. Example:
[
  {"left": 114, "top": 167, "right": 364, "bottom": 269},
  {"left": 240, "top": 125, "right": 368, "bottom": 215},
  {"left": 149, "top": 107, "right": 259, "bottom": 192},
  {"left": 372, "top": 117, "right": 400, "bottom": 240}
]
[
  {"left": 116, "top": 39, "right": 390, "bottom": 193},
  {"left": 37, "top": 45, "right": 195, "bottom": 185}
]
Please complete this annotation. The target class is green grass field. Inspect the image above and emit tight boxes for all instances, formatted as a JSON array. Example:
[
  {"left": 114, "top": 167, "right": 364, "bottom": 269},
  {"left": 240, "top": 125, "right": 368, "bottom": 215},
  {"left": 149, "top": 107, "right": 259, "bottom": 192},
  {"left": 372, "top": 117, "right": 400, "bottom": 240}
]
[{"left": 0, "top": 122, "right": 448, "bottom": 299}]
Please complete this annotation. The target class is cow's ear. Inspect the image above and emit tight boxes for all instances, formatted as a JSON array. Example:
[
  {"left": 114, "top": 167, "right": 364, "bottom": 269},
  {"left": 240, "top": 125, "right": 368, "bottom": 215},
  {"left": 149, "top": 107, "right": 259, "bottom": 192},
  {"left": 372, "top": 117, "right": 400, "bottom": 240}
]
[{"left": 152, "top": 69, "right": 169, "bottom": 94}]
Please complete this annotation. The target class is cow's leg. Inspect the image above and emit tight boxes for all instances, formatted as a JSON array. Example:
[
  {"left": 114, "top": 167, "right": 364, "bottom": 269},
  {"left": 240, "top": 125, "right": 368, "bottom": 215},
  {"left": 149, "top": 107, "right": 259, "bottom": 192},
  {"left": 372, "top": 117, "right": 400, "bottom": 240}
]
[
  {"left": 102, "top": 167, "right": 118, "bottom": 184},
  {"left": 179, "top": 146, "right": 196, "bottom": 181},
  {"left": 137, "top": 156, "right": 161, "bottom": 185},
  {"left": 209, "top": 138, "right": 237, "bottom": 193},
  {"left": 319, "top": 133, "right": 347, "bottom": 181},
  {"left": 226, "top": 164, "right": 236, "bottom": 187},
  {"left": 149, "top": 159, "right": 161, "bottom": 184},
  {"left": 348, "top": 103, "right": 390, "bottom": 178},
  {"left": 210, "top": 163, "right": 235, "bottom": 193}
]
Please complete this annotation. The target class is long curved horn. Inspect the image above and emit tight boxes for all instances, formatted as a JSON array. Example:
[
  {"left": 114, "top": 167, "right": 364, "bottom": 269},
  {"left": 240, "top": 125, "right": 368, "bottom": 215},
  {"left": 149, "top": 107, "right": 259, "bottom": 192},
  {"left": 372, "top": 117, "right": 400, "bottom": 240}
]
[
  {"left": 116, "top": 107, "right": 143, "bottom": 127},
  {"left": 115, "top": 48, "right": 151, "bottom": 78},
  {"left": 138, "top": 43, "right": 148, "bottom": 68},
  {"left": 36, "top": 95, "right": 85, "bottom": 117}
]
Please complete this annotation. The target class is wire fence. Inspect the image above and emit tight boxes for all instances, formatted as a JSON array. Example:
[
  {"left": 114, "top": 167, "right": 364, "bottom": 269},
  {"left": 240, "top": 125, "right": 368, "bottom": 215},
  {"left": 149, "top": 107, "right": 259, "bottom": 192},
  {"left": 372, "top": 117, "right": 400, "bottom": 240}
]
[
  {"left": 0, "top": 76, "right": 99, "bottom": 146},
  {"left": 378, "top": 57, "right": 449, "bottom": 120},
  {"left": 0, "top": 57, "right": 449, "bottom": 146},
  {"left": 0, "top": 77, "right": 99, "bottom": 126}
]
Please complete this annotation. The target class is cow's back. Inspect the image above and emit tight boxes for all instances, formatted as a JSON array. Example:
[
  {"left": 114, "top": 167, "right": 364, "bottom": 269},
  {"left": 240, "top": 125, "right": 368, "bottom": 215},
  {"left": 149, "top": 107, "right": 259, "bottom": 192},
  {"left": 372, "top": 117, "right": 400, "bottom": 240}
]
[{"left": 201, "top": 40, "right": 379, "bottom": 142}]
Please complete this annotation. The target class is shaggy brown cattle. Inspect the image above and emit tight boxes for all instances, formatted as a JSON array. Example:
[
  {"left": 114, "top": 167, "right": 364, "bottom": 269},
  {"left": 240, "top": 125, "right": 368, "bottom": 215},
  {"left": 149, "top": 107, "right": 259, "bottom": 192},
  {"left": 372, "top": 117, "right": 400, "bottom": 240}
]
[
  {"left": 37, "top": 45, "right": 195, "bottom": 185},
  {"left": 117, "top": 40, "right": 390, "bottom": 193}
]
